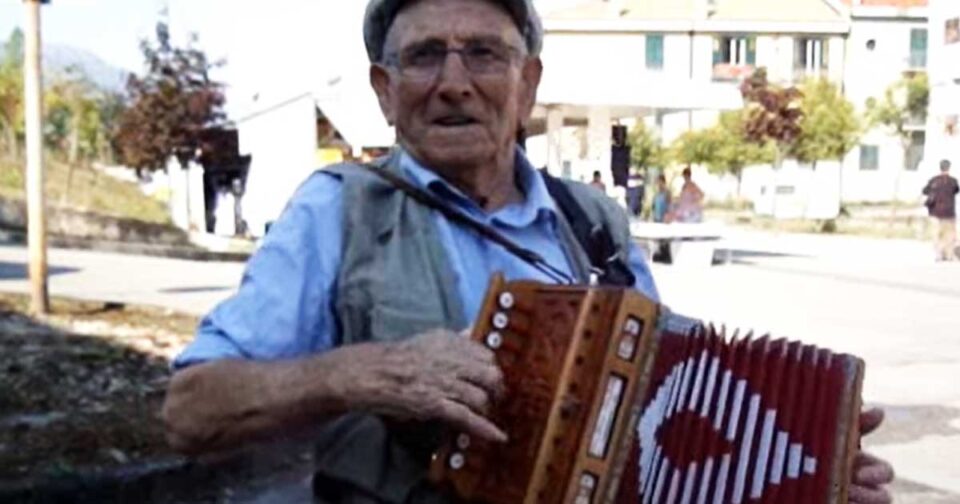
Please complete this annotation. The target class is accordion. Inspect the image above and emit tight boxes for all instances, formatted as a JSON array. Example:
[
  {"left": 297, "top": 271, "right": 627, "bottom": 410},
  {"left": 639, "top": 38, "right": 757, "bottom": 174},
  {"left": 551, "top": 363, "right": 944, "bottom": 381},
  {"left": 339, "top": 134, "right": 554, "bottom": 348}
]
[{"left": 429, "top": 275, "right": 864, "bottom": 504}]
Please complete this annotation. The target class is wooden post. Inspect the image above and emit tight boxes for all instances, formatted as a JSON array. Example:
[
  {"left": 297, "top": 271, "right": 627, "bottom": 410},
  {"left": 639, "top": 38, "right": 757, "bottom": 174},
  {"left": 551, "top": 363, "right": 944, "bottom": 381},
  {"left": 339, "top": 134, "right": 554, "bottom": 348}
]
[{"left": 23, "top": 0, "right": 49, "bottom": 315}]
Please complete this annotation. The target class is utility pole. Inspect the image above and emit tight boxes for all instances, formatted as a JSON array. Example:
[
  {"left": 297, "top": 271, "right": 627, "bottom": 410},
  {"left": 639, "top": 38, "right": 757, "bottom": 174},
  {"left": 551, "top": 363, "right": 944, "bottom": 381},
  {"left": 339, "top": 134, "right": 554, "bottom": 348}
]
[{"left": 23, "top": 0, "right": 49, "bottom": 315}]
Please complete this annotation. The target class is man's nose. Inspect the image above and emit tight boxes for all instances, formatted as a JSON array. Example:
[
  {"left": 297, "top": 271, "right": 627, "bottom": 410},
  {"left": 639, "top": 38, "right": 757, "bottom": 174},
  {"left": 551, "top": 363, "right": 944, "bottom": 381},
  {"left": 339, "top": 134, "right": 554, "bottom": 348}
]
[{"left": 435, "top": 51, "right": 474, "bottom": 100}]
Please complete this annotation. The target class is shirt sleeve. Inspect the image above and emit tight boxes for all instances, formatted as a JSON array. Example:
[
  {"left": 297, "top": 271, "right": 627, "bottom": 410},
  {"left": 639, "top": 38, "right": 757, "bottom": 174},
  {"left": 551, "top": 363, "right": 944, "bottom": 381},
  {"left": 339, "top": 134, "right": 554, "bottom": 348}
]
[
  {"left": 173, "top": 172, "right": 344, "bottom": 369},
  {"left": 628, "top": 240, "right": 660, "bottom": 303}
]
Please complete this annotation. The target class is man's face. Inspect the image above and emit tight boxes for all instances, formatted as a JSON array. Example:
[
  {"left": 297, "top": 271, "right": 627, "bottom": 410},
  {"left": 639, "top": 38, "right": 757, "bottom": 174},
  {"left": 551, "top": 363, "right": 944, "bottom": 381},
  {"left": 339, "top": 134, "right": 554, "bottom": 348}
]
[{"left": 371, "top": 0, "right": 542, "bottom": 170}]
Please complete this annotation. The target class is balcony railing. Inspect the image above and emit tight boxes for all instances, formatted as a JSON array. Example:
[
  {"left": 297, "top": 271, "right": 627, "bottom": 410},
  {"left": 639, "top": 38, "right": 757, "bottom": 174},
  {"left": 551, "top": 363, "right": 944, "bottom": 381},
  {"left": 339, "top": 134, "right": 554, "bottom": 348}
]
[{"left": 712, "top": 63, "right": 755, "bottom": 82}]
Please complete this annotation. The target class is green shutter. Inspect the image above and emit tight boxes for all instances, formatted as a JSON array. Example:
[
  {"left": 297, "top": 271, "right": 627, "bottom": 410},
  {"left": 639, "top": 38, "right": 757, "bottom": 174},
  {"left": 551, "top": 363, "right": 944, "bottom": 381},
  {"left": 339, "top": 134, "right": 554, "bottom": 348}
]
[
  {"left": 910, "top": 28, "right": 927, "bottom": 67},
  {"left": 646, "top": 34, "right": 664, "bottom": 70},
  {"left": 746, "top": 37, "right": 756, "bottom": 65}
]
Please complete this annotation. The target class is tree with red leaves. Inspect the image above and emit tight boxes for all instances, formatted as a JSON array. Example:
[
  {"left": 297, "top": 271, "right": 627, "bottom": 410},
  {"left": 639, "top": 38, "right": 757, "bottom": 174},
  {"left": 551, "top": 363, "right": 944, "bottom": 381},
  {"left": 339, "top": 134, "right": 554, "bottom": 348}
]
[
  {"left": 739, "top": 68, "right": 804, "bottom": 169},
  {"left": 113, "top": 22, "right": 225, "bottom": 175}
]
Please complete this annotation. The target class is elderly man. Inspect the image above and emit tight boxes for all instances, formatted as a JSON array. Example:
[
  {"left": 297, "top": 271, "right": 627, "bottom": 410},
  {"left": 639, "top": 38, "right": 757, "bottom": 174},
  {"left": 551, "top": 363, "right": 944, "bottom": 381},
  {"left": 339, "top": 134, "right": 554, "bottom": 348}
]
[{"left": 163, "top": 0, "right": 893, "bottom": 502}]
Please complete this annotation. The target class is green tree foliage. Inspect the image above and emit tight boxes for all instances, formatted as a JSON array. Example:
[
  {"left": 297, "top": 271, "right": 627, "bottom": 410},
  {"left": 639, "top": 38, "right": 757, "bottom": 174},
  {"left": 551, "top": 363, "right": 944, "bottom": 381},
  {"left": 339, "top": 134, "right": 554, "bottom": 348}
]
[
  {"left": 114, "top": 22, "right": 225, "bottom": 173},
  {"left": 628, "top": 120, "right": 666, "bottom": 173},
  {"left": 866, "top": 72, "right": 929, "bottom": 169},
  {"left": 708, "top": 111, "right": 775, "bottom": 195},
  {"left": 791, "top": 78, "right": 861, "bottom": 168},
  {"left": 44, "top": 67, "right": 104, "bottom": 164},
  {"left": 670, "top": 128, "right": 715, "bottom": 168},
  {"left": 0, "top": 29, "right": 25, "bottom": 158},
  {"left": 670, "top": 111, "right": 774, "bottom": 196}
]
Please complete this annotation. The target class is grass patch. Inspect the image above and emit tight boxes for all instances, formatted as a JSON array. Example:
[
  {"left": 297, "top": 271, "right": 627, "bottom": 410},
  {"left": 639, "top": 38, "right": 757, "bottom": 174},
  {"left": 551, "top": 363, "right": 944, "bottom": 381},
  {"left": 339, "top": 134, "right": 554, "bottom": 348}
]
[{"left": 0, "top": 157, "right": 170, "bottom": 225}]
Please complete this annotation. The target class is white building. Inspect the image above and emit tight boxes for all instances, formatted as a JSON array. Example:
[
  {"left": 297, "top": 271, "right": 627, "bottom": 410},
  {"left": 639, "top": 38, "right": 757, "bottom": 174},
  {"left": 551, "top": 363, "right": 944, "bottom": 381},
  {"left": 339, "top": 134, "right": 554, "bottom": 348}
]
[
  {"left": 841, "top": 0, "right": 930, "bottom": 203},
  {"left": 232, "top": 74, "right": 394, "bottom": 237},
  {"left": 925, "top": 0, "right": 960, "bottom": 171},
  {"left": 532, "top": 0, "right": 936, "bottom": 214}
]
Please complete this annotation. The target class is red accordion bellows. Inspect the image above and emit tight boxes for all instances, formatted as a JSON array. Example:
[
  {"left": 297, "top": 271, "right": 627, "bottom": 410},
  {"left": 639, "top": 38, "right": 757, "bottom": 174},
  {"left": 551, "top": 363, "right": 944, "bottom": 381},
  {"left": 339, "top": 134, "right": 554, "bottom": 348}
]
[{"left": 430, "top": 276, "right": 863, "bottom": 504}]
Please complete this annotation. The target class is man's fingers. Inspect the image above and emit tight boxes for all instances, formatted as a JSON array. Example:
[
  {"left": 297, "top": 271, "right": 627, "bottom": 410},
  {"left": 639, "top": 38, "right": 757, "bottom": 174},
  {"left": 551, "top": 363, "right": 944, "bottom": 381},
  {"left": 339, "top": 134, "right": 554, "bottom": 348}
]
[
  {"left": 848, "top": 484, "right": 892, "bottom": 504},
  {"left": 438, "top": 400, "right": 507, "bottom": 443},
  {"left": 459, "top": 362, "right": 505, "bottom": 400},
  {"left": 449, "top": 380, "right": 492, "bottom": 416},
  {"left": 859, "top": 407, "right": 885, "bottom": 436},
  {"left": 854, "top": 452, "right": 895, "bottom": 486}
]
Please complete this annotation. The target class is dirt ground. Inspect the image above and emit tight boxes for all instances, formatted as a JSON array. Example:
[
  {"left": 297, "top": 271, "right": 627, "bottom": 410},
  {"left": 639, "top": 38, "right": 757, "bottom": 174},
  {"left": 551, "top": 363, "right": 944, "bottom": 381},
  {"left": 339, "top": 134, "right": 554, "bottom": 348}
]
[{"left": 0, "top": 292, "right": 197, "bottom": 482}]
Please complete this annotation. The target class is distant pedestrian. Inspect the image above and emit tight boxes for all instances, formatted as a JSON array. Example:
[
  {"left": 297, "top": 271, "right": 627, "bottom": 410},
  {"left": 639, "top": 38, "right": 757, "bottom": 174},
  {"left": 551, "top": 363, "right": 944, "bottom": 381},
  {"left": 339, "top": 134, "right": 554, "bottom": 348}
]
[
  {"left": 923, "top": 159, "right": 959, "bottom": 261},
  {"left": 673, "top": 166, "right": 704, "bottom": 223},
  {"left": 589, "top": 170, "right": 607, "bottom": 193},
  {"left": 652, "top": 174, "right": 671, "bottom": 223}
]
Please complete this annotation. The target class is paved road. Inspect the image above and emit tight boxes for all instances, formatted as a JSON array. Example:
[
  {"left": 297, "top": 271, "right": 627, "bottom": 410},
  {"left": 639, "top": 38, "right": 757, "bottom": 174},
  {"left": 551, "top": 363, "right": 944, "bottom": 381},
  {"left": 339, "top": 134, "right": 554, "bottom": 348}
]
[
  {"left": 1, "top": 230, "right": 958, "bottom": 501},
  {"left": 0, "top": 244, "right": 244, "bottom": 315}
]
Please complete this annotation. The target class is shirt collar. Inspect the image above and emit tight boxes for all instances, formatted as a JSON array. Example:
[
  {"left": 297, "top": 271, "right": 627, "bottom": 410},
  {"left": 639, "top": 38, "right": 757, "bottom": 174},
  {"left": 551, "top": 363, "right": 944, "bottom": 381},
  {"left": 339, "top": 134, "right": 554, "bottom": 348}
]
[{"left": 398, "top": 147, "right": 558, "bottom": 228}]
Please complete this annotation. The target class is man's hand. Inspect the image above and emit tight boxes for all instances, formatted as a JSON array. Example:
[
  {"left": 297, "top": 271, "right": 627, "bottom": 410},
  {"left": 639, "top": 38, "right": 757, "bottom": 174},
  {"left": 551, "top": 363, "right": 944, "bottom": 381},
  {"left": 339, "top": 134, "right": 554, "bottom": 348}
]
[
  {"left": 344, "top": 329, "right": 507, "bottom": 443},
  {"left": 849, "top": 408, "right": 895, "bottom": 504}
]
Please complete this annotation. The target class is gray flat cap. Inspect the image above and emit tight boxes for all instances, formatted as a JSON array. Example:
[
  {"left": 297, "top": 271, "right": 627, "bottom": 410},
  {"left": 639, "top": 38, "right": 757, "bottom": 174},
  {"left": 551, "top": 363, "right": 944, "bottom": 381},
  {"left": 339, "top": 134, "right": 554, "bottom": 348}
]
[{"left": 363, "top": 0, "right": 543, "bottom": 63}]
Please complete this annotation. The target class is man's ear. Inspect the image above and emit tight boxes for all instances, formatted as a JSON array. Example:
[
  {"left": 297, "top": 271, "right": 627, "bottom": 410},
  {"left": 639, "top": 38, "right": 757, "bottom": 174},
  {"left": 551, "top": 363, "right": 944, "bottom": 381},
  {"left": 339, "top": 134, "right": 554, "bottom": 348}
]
[
  {"left": 518, "top": 57, "right": 543, "bottom": 133},
  {"left": 370, "top": 64, "right": 396, "bottom": 126}
]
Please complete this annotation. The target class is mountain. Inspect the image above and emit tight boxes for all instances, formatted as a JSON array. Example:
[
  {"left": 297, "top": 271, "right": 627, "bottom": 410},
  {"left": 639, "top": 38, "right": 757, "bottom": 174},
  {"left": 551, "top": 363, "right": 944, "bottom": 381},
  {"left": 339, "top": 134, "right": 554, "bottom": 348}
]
[
  {"left": 2, "top": 36, "right": 130, "bottom": 94},
  {"left": 43, "top": 44, "right": 130, "bottom": 93}
]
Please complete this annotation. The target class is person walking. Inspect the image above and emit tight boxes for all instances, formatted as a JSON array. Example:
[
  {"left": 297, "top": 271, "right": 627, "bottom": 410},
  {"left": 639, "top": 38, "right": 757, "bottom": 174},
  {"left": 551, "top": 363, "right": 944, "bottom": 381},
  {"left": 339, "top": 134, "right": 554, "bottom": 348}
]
[{"left": 923, "top": 159, "right": 959, "bottom": 261}]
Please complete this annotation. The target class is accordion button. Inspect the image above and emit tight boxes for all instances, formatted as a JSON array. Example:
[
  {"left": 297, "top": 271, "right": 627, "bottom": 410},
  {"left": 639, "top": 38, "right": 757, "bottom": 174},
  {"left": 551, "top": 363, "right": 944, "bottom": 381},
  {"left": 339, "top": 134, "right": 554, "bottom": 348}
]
[
  {"left": 457, "top": 433, "right": 471, "bottom": 450},
  {"left": 449, "top": 452, "right": 466, "bottom": 470},
  {"left": 498, "top": 292, "right": 515, "bottom": 309},
  {"left": 492, "top": 312, "right": 509, "bottom": 330},
  {"left": 485, "top": 332, "right": 503, "bottom": 349}
]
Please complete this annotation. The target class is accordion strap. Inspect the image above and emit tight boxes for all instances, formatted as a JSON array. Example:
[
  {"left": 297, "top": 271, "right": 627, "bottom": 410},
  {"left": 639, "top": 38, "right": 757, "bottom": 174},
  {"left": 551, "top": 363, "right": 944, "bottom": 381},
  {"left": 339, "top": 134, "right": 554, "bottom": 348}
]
[{"left": 360, "top": 162, "right": 575, "bottom": 285}]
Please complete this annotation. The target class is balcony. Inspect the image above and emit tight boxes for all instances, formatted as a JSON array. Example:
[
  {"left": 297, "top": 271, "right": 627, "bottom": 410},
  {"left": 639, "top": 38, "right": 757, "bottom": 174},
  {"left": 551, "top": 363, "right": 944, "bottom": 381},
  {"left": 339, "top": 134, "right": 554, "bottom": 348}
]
[{"left": 712, "top": 63, "right": 755, "bottom": 82}]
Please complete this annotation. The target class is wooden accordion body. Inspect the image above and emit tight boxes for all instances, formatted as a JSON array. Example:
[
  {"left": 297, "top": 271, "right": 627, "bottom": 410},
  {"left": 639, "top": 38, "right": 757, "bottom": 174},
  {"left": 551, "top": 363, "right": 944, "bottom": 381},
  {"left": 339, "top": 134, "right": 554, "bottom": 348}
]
[{"left": 429, "top": 276, "right": 864, "bottom": 504}]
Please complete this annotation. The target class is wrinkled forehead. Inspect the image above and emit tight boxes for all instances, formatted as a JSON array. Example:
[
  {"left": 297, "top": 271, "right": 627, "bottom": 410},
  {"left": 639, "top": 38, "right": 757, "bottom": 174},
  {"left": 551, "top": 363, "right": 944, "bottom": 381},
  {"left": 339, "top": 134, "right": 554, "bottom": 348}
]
[{"left": 386, "top": 0, "right": 524, "bottom": 51}]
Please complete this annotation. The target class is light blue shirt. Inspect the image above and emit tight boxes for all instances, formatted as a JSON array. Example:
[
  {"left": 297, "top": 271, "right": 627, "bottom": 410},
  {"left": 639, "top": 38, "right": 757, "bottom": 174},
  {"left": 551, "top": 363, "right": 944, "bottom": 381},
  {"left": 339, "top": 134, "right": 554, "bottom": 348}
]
[{"left": 174, "top": 150, "right": 659, "bottom": 368}]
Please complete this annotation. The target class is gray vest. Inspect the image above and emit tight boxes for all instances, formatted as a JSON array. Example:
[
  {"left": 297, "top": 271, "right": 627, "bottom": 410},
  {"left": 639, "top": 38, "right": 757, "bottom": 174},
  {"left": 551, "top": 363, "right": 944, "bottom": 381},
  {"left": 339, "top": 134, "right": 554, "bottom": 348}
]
[{"left": 312, "top": 151, "right": 633, "bottom": 503}]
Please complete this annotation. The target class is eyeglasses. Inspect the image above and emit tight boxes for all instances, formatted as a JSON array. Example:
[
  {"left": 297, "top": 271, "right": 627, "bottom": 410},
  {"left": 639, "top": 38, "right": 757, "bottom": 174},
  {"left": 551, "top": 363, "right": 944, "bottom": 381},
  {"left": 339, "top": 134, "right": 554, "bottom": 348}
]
[{"left": 384, "top": 40, "right": 523, "bottom": 81}]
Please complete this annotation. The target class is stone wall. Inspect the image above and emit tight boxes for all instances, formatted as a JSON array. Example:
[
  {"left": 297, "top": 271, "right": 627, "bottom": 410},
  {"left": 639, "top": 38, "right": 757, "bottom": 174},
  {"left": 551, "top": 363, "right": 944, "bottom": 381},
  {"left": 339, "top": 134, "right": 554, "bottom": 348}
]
[{"left": 0, "top": 196, "right": 190, "bottom": 246}]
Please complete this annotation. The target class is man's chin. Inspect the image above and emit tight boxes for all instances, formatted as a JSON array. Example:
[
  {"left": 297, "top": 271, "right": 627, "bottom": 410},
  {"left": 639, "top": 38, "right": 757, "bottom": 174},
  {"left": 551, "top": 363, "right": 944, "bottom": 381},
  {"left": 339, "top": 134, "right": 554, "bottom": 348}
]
[{"left": 418, "top": 147, "right": 497, "bottom": 170}]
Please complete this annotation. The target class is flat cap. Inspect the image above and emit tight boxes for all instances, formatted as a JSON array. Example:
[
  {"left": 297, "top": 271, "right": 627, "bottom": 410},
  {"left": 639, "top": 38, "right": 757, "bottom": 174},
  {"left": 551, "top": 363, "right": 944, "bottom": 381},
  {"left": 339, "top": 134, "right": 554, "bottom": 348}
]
[{"left": 363, "top": 0, "right": 543, "bottom": 62}]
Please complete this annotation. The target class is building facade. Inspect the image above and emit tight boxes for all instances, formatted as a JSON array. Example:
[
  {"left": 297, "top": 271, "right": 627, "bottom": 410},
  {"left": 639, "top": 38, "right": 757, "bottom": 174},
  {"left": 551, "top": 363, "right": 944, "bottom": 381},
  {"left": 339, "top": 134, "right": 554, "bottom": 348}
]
[{"left": 532, "top": 0, "right": 935, "bottom": 212}]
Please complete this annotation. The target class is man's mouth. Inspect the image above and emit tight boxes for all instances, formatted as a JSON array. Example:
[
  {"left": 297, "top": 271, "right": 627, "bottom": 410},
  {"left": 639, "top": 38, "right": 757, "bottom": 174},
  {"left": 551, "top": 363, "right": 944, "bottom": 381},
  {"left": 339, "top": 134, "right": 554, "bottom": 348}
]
[{"left": 433, "top": 115, "right": 478, "bottom": 127}]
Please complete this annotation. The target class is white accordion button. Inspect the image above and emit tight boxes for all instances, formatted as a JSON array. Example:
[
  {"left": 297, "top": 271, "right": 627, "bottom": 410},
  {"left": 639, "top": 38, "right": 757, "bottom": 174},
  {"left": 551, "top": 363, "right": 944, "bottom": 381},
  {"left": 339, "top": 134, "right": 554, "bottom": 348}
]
[
  {"left": 456, "top": 433, "right": 471, "bottom": 450},
  {"left": 492, "top": 312, "right": 509, "bottom": 330},
  {"left": 498, "top": 292, "right": 515, "bottom": 309},
  {"left": 449, "top": 452, "right": 466, "bottom": 470},
  {"left": 485, "top": 332, "right": 503, "bottom": 349},
  {"left": 624, "top": 317, "right": 641, "bottom": 335}
]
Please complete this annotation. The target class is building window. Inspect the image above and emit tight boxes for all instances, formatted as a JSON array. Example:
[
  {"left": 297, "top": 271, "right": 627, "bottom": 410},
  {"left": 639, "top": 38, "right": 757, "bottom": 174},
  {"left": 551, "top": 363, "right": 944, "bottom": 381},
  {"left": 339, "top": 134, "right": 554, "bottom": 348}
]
[
  {"left": 909, "top": 28, "right": 927, "bottom": 68},
  {"left": 713, "top": 36, "right": 756, "bottom": 80},
  {"left": 905, "top": 131, "right": 925, "bottom": 171},
  {"left": 859, "top": 145, "right": 879, "bottom": 171},
  {"left": 646, "top": 34, "right": 664, "bottom": 70},
  {"left": 866, "top": 39, "right": 876, "bottom": 51},
  {"left": 714, "top": 36, "right": 756, "bottom": 65},
  {"left": 794, "top": 37, "right": 828, "bottom": 78}
]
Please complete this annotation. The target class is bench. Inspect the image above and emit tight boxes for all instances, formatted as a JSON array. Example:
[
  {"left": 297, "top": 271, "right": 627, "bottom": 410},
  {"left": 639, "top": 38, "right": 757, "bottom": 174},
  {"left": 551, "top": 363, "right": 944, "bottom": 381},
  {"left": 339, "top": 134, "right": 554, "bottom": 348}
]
[{"left": 630, "top": 221, "right": 727, "bottom": 267}]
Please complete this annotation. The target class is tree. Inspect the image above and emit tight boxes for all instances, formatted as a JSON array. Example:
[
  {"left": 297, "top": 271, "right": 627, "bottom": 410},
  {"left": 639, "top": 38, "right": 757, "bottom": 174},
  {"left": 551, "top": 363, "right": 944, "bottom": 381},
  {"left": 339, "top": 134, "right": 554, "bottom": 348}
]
[
  {"left": 628, "top": 120, "right": 666, "bottom": 174},
  {"left": 792, "top": 78, "right": 861, "bottom": 168},
  {"left": 669, "top": 128, "right": 716, "bottom": 168},
  {"left": 706, "top": 111, "right": 775, "bottom": 197},
  {"left": 114, "top": 22, "right": 225, "bottom": 174},
  {"left": 670, "top": 111, "right": 774, "bottom": 197},
  {"left": 740, "top": 68, "right": 804, "bottom": 167},
  {"left": 866, "top": 72, "right": 929, "bottom": 171},
  {"left": 0, "top": 29, "right": 25, "bottom": 158}
]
